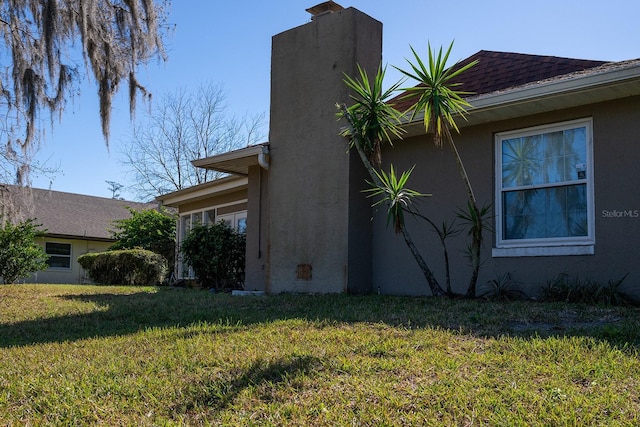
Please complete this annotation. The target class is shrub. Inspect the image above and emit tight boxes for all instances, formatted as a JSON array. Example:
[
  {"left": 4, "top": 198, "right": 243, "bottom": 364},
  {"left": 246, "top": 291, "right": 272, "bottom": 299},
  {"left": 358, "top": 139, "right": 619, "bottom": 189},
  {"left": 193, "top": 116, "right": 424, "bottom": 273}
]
[
  {"left": 181, "top": 222, "right": 245, "bottom": 291},
  {"left": 540, "top": 273, "right": 630, "bottom": 305},
  {"left": 479, "top": 272, "right": 529, "bottom": 301},
  {"left": 78, "top": 249, "right": 167, "bottom": 286},
  {"left": 0, "top": 219, "right": 49, "bottom": 284},
  {"left": 109, "top": 207, "right": 176, "bottom": 275}
]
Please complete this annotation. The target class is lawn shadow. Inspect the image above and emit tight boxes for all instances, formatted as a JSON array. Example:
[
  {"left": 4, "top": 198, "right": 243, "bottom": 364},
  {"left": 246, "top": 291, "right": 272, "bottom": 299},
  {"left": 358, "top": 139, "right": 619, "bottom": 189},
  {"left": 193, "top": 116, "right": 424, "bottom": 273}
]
[
  {"left": 1, "top": 288, "right": 638, "bottom": 351},
  {"left": 0, "top": 288, "right": 242, "bottom": 347},
  {"left": 180, "top": 354, "right": 320, "bottom": 413}
]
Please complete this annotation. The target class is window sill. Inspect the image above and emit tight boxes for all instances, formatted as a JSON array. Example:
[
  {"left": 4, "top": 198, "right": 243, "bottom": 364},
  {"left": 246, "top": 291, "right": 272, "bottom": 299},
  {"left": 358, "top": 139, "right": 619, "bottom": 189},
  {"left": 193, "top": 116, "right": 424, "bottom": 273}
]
[{"left": 492, "top": 244, "right": 594, "bottom": 258}]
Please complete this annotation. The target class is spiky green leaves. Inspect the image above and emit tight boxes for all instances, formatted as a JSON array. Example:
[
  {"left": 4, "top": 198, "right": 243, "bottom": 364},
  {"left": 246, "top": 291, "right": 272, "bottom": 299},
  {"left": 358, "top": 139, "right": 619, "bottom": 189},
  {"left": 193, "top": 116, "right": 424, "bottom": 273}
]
[
  {"left": 338, "top": 65, "right": 404, "bottom": 165},
  {"left": 364, "top": 165, "right": 429, "bottom": 234},
  {"left": 396, "top": 42, "right": 477, "bottom": 146}
]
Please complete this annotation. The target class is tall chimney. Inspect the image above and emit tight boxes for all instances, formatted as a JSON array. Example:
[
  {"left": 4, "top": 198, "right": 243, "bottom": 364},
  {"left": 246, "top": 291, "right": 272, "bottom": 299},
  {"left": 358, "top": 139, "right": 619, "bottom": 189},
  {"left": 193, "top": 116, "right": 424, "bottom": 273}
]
[{"left": 267, "top": 5, "right": 382, "bottom": 294}]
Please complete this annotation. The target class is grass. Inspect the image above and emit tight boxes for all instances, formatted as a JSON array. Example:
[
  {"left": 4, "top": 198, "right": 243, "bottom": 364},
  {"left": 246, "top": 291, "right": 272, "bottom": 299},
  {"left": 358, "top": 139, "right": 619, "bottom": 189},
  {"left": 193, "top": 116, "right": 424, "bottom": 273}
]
[{"left": 0, "top": 285, "right": 639, "bottom": 425}]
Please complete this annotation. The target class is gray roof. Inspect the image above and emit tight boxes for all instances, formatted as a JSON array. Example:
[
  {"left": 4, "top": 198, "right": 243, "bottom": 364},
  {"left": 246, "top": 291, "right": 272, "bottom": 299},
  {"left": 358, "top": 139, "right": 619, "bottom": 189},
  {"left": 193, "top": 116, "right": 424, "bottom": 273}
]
[{"left": 24, "top": 187, "right": 155, "bottom": 240}]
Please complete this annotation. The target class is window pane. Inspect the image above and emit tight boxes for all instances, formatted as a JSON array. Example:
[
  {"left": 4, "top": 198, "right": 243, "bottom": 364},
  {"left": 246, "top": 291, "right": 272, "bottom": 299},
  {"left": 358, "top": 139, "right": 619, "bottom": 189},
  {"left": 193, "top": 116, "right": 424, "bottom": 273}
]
[
  {"left": 46, "top": 242, "right": 71, "bottom": 256},
  {"left": 562, "top": 127, "right": 587, "bottom": 181},
  {"left": 502, "top": 135, "right": 541, "bottom": 187},
  {"left": 503, "top": 184, "right": 588, "bottom": 240},
  {"left": 502, "top": 126, "right": 586, "bottom": 188},
  {"left": 204, "top": 210, "right": 216, "bottom": 225},
  {"left": 180, "top": 215, "right": 191, "bottom": 239},
  {"left": 237, "top": 217, "right": 247, "bottom": 234},
  {"left": 192, "top": 212, "right": 202, "bottom": 226},
  {"left": 181, "top": 262, "right": 193, "bottom": 279},
  {"left": 47, "top": 256, "right": 71, "bottom": 269}
]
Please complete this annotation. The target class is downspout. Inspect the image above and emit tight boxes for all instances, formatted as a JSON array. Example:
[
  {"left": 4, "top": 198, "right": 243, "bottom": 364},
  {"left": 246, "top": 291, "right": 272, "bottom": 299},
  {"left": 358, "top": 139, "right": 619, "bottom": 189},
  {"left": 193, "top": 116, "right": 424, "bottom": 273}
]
[
  {"left": 258, "top": 145, "right": 270, "bottom": 170},
  {"left": 257, "top": 145, "right": 269, "bottom": 259}
]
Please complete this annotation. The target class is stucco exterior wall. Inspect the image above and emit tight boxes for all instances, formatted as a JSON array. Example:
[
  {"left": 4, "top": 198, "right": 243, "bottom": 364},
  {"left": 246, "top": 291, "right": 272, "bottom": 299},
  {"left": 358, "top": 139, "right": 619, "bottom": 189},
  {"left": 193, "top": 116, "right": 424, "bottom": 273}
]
[
  {"left": 267, "top": 7, "right": 381, "bottom": 293},
  {"left": 346, "top": 149, "right": 374, "bottom": 294},
  {"left": 24, "top": 237, "right": 112, "bottom": 284},
  {"left": 245, "top": 165, "right": 269, "bottom": 291},
  {"left": 372, "top": 96, "right": 640, "bottom": 297}
]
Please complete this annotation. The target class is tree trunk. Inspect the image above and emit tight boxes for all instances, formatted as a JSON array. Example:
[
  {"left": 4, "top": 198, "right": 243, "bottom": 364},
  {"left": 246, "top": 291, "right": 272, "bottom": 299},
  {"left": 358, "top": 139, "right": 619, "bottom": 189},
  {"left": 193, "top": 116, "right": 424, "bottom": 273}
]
[
  {"left": 400, "top": 224, "right": 446, "bottom": 296},
  {"left": 412, "top": 211, "right": 453, "bottom": 296},
  {"left": 340, "top": 104, "right": 446, "bottom": 297},
  {"left": 448, "top": 139, "right": 482, "bottom": 298},
  {"left": 359, "top": 144, "right": 445, "bottom": 296}
]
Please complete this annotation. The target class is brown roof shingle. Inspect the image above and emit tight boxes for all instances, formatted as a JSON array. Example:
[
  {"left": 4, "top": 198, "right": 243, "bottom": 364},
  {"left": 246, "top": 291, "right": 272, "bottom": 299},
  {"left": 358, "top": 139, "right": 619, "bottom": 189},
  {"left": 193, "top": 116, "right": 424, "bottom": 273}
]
[
  {"left": 25, "top": 187, "right": 155, "bottom": 240},
  {"left": 392, "top": 50, "right": 607, "bottom": 111}
]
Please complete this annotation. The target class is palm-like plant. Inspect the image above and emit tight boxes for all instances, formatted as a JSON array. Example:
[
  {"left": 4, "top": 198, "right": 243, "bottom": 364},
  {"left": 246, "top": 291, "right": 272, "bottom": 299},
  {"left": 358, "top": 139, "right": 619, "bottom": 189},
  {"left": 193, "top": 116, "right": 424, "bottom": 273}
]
[
  {"left": 396, "top": 42, "right": 483, "bottom": 298},
  {"left": 338, "top": 64, "right": 404, "bottom": 171},
  {"left": 365, "top": 165, "right": 445, "bottom": 296},
  {"left": 338, "top": 65, "right": 446, "bottom": 297},
  {"left": 365, "top": 165, "right": 424, "bottom": 232},
  {"left": 396, "top": 42, "right": 477, "bottom": 199}
]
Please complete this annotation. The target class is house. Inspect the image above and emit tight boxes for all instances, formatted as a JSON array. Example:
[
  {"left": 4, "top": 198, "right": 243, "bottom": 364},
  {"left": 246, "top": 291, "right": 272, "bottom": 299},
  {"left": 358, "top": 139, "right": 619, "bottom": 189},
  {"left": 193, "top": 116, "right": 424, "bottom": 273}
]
[
  {"left": 158, "top": 2, "right": 640, "bottom": 297},
  {"left": 6, "top": 186, "right": 156, "bottom": 284}
]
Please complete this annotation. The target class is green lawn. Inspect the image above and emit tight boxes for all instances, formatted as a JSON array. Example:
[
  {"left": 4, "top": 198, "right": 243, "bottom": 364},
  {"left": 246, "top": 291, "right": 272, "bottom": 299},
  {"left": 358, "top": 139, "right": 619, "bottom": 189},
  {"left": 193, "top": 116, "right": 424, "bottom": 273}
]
[{"left": 0, "top": 284, "right": 639, "bottom": 426}]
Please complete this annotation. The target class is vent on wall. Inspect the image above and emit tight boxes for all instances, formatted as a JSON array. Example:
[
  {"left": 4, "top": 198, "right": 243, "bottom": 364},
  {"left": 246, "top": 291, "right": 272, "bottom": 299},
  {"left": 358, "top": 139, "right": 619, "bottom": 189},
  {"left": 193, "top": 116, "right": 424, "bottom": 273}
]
[
  {"left": 305, "top": 1, "right": 344, "bottom": 19},
  {"left": 296, "top": 264, "right": 312, "bottom": 280}
]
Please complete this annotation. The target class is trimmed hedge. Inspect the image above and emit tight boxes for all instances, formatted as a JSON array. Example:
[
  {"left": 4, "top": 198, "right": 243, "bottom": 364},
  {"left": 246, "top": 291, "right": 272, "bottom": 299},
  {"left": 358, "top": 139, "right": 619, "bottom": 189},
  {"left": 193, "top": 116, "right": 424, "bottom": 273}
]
[{"left": 78, "top": 249, "right": 167, "bottom": 286}]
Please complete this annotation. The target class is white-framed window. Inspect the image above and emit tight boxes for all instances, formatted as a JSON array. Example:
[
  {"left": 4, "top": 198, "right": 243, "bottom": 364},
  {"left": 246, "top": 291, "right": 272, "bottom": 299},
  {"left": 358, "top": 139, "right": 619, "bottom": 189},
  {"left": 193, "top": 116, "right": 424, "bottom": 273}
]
[
  {"left": 217, "top": 211, "right": 247, "bottom": 234},
  {"left": 45, "top": 242, "right": 72, "bottom": 269},
  {"left": 493, "top": 118, "right": 595, "bottom": 257}
]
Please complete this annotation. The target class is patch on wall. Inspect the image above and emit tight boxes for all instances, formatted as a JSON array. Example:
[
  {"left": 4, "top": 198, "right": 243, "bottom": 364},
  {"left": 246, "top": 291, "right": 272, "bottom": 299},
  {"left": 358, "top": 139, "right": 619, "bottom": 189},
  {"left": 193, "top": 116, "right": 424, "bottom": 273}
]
[{"left": 296, "top": 264, "right": 312, "bottom": 281}]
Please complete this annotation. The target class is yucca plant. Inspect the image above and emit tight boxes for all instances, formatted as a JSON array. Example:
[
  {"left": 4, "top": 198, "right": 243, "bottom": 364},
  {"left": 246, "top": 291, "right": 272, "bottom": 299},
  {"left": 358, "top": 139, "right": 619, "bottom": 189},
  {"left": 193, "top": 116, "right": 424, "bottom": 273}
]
[
  {"left": 365, "top": 165, "right": 445, "bottom": 296},
  {"left": 338, "top": 64, "right": 403, "bottom": 175},
  {"left": 338, "top": 66, "right": 446, "bottom": 297},
  {"left": 397, "top": 43, "right": 477, "bottom": 147},
  {"left": 365, "top": 165, "right": 424, "bottom": 233},
  {"left": 410, "top": 211, "right": 462, "bottom": 296},
  {"left": 396, "top": 42, "right": 484, "bottom": 298}
]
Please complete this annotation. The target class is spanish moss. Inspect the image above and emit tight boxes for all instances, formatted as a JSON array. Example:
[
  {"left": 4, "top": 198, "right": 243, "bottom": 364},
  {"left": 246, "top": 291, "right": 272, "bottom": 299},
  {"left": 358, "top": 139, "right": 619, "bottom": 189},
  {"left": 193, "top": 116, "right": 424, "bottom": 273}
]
[
  {"left": 0, "top": 0, "right": 168, "bottom": 222},
  {"left": 0, "top": 0, "right": 169, "bottom": 190}
]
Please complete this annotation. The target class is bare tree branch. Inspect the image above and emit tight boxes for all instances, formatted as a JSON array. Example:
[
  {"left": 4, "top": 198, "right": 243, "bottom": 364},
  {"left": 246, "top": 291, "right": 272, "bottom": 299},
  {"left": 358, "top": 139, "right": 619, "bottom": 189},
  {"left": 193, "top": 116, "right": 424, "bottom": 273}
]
[{"left": 120, "top": 83, "right": 266, "bottom": 201}]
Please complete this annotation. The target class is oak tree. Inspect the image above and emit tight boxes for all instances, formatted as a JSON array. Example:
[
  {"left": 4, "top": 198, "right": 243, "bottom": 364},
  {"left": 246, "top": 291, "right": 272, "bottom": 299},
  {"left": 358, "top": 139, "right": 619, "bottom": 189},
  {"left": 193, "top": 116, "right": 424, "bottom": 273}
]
[{"left": 0, "top": 0, "right": 169, "bottom": 186}]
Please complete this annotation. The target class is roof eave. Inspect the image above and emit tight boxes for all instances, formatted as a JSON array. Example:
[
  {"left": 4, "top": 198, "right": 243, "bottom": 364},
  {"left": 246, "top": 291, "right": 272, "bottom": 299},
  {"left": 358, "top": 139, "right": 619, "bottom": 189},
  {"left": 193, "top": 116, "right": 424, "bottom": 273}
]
[
  {"left": 401, "top": 62, "right": 640, "bottom": 137},
  {"left": 156, "top": 175, "right": 248, "bottom": 207},
  {"left": 191, "top": 144, "right": 269, "bottom": 176},
  {"left": 43, "top": 233, "right": 115, "bottom": 242}
]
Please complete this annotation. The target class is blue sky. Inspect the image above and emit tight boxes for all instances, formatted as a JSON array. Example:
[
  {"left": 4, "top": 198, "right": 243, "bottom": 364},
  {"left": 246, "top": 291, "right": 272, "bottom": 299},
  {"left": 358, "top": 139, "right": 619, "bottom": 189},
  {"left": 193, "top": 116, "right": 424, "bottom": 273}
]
[{"left": 31, "top": 0, "right": 639, "bottom": 200}]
